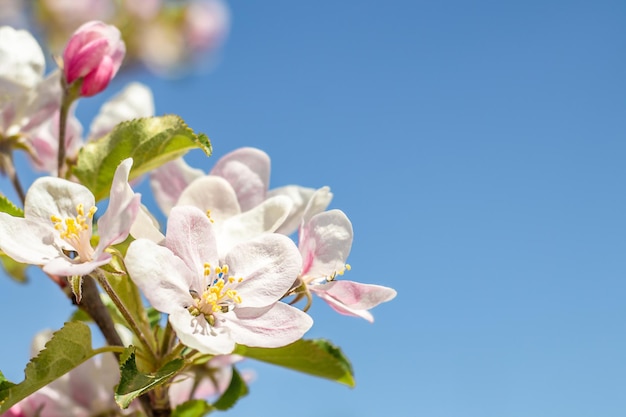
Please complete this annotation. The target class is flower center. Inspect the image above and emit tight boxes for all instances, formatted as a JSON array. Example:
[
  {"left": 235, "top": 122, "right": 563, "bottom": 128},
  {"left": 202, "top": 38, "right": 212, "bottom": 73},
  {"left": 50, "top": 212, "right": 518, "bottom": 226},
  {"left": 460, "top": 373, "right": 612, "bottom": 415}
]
[
  {"left": 50, "top": 203, "right": 97, "bottom": 262},
  {"left": 188, "top": 262, "right": 244, "bottom": 326}
]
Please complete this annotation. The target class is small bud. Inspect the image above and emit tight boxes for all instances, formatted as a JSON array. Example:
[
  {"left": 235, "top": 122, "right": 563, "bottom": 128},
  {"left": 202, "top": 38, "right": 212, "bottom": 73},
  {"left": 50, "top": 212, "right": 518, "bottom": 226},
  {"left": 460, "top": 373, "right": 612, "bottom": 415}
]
[{"left": 62, "top": 21, "right": 125, "bottom": 97}]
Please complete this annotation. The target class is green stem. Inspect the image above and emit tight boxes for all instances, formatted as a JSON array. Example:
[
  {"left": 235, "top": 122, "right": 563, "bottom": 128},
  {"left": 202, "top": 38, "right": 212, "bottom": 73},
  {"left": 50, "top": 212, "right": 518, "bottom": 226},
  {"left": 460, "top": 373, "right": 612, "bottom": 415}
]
[
  {"left": 92, "top": 269, "right": 159, "bottom": 364},
  {"left": 57, "top": 80, "right": 79, "bottom": 178}
]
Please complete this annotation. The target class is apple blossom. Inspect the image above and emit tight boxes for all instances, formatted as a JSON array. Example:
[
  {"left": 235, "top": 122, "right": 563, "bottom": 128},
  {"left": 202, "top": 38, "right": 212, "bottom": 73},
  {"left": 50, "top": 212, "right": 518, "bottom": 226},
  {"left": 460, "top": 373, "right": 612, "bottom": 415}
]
[
  {"left": 62, "top": 21, "right": 125, "bottom": 97},
  {"left": 151, "top": 147, "right": 332, "bottom": 235},
  {"left": 0, "top": 26, "right": 60, "bottom": 146},
  {"left": 295, "top": 196, "right": 396, "bottom": 322},
  {"left": 125, "top": 205, "right": 313, "bottom": 355},
  {"left": 0, "top": 158, "right": 139, "bottom": 276}
]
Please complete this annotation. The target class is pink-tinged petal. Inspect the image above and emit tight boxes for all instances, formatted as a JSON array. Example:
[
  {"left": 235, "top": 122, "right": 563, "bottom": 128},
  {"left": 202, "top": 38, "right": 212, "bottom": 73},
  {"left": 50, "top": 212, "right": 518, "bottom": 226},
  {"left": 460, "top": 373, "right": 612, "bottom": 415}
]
[
  {"left": 301, "top": 186, "right": 334, "bottom": 224},
  {"left": 79, "top": 55, "right": 114, "bottom": 97},
  {"left": 88, "top": 82, "right": 154, "bottom": 141},
  {"left": 96, "top": 158, "right": 140, "bottom": 250},
  {"left": 299, "top": 209, "right": 353, "bottom": 277},
  {"left": 210, "top": 147, "right": 270, "bottom": 211},
  {"left": 151, "top": 158, "right": 204, "bottom": 215},
  {"left": 0, "top": 214, "right": 59, "bottom": 265},
  {"left": 21, "top": 70, "right": 63, "bottom": 134},
  {"left": 125, "top": 239, "right": 195, "bottom": 313},
  {"left": 269, "top": 185, "right": 332, "bottom": 235},
  {"left": 219, "top": 195, "right": 292, "bottom": 254},
  {"left": 24, "top": 177, "right": 95, "bottom": 225},
  {"left": 225, "top": 233, "right": 301, "bottom": 308},
  {"left": 165, "top": 206, "right": 219, "bottom": 283},
  {"left": 130, "top": 205, "right": 165, "bottom": 243},
  {"left": 64, "top": 37, "right": 109, "bottom": 82},
  {"left": 43, "top": 252, "right": 112, "bottom": 277},
  {"left": 227, "top": 303, "right": 313, "bottom": 348},
  {"left": 169, "top": 308, "right": 235, "bottom": 355},
  {"left": 176, "top": 175, "right": 241, "bottom": 221},
  {"left": 0, "top": 26, "right": 45, "bottom": 92},
  {"left": 311, "top": 281, "right": 397, "bottom": 323}
]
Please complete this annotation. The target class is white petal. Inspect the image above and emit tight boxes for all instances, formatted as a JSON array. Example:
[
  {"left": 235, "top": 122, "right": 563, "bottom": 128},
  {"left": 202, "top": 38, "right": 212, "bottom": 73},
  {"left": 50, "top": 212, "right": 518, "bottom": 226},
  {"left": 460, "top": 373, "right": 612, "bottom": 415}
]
[
  {"left": 176, "top": 175, "right": 241, "bottom": 221},
  {"left": 225, "top": 233, "right": 301, "bottom": 308},
  {"left": 0, "top": 214, "right": 60, "bottom": 265},
  {"left": 130, "top": 204, "right": 165, "bottom": 243},
  {"left": 301, "top": 186, "right": 334, "bottom": 224},
  {"left": 43, "top": 252, "right": 112, "bottom": 277},
  {"left": 227, "top": 303, "right": 313, "bottom": 348},
  {"left": 219, "top": 195, "right": 292, "bottom": 255},
  {"left": 299, "top": 209, "right": 353, "bottom": 278},
  {"left": 125, "top": 239, "right": 194, "bottom": 314},
  {"left": 268, "top": 185, "right": 323, "bottom": 236},
  {"left": 96, "top": 158, "right": 140, "bottom": 249},
  {"left": 150, "top": 158, "right": 204, "bottom": 215},
  {"left": 0, "top": 26, "right": 44, "bottom": 92},
  {"left": 165, "top": 206, "right": 218, "bottom": 283},
  {"left": 24, "top": 177, "right": 95, "bottom": 225},
  {"left": 169, "top": 309, "right": 235, "bottom": 355},
  {"left": 210, "top": 147, "right": 270, "bottom": 212}
]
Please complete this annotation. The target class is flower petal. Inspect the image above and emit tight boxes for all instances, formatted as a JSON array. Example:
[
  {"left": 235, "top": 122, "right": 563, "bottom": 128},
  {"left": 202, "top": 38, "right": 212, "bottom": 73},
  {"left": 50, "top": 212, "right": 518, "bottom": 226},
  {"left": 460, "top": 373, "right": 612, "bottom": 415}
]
[
  {"left": 0, "top": 214, "right": 60, "bottom": 265},
  {"left": 165, "top": 206, "right": 218, "bottom": 283},
  {"left": 311, "top": 280, "right": 397, "bottom": 323},
  {"left": 24, "top": 177, "right": 95, "bottom": 225},
  {"left": 125, "top": 239, "right": 194, "bottom": 314},
  {"left": 269, "top": 185, "right": 332, "bottom": 236},
  {"left": 96, "top": 158, "right": 140, "bottom": 250},
  {"left": 43, "top": 252, "right": 112, "bottom": 277},
  {"left": 0, "top": 26, "right": 45, "bottom": 92},
  {"left": 150, "top": 158, "right": 204, "bottom": 215},
  {"left": 210, "top": 147, "right": 270, "bottom": 211},
  {"left": 219, "top": 195, "right": 292, "bottom": 254},
  {"left": 299, "top": 209, "right": 353, "bottom": 277},
  {"left": 227, "top": 303, "right": 313, "bottom": 348},
  {"left": 130, "top": 204, "right": 165, "bottom": 243},
  {"left": 225, "top": 233, "right": 301, "bottom": 308},
  {"left": 176, "top": 175, "right": 241, "bottom": 221}
]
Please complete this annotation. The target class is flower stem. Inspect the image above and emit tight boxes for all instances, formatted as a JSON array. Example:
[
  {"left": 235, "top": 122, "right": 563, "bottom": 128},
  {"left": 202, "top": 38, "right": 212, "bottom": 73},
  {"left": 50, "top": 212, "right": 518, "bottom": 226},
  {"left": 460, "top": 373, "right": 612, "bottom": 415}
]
[
  {"left": 57, "top": 80, "right": 79, "bottom": 178},
  {"left": 93, "top": 269, "right": 159, "bottom": 365},
  {"left": 4, "top": 152, "right": 25, "bottom": 205},
  {"left": 78, "top": 275, "right": 124, "bottom": 348}
]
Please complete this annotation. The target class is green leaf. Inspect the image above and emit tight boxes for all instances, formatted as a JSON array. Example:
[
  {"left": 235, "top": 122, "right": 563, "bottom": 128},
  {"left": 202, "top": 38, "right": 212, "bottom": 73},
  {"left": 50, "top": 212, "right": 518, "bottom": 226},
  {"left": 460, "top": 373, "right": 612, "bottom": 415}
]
[
  {"left": 0, "top": 195, "right": 23, "bottom": 217},
  {"left": 72, "top": 115, "right": 212, "bottom": 201},
  {"left": 0, "top": 253, "right": 29, "bottom": 283},
  {"left": 172, "top": 399, "right": 215, "bottom": 417},
  {"left": 115, "top": 346, "right": 185, "bottom": 409},
  {"left": 212, "top": 368, "right": 248, "bottom": 411},
  {"left": 235, "top": 339, "right": 355, "bottom": 387},
  {"left": 68, "top": 275, "right": 83, "bottom": 303},
  {"left": 0, "top": 322, "right": 95, "bottom": 413}
]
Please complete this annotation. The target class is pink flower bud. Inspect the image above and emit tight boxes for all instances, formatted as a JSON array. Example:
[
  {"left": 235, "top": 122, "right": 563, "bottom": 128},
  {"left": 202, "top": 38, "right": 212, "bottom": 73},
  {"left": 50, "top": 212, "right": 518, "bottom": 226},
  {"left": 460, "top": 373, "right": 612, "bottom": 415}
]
[{"left": 62, "top": 21, "right": 125, "bottom": 97}]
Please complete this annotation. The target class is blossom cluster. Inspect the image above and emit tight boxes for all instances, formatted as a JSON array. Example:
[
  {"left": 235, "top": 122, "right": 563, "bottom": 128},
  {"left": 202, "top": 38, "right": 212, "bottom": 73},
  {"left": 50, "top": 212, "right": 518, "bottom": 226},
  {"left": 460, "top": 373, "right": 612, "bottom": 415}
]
[{"left": 0, "top": 18, "right": 396, "bottom": 417}]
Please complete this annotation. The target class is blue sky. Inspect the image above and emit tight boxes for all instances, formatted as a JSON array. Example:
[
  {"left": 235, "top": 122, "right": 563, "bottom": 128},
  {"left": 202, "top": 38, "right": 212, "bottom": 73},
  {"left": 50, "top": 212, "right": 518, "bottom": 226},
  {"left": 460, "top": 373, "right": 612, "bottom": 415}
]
[{"left": 2, "top": 1, "right": 626, "bottom": 416}]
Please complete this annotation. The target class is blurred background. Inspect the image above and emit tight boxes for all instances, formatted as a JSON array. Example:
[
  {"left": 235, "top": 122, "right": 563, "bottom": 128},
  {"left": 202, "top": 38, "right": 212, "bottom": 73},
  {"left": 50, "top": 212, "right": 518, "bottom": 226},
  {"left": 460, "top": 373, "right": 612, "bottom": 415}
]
[{"left": 1, "top": 0, "right": 626, "bottom": 416}]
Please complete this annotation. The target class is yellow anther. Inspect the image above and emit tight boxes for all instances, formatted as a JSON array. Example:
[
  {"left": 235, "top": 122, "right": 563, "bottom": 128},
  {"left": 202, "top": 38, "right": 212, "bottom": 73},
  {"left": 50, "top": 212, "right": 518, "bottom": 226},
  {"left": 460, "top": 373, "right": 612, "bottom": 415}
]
[
  {"left": 228, "top": 276, "right": 235, "bottom": 283},
  {"left": 50, "top": 215, "right": 62, "bottom": 223},
  {"left": 76, "top": 204, "right": 84, "bottom": 216},
  {"left": 215, "top": 266, "right": 222, "bottom": 275},
  {"left": 222, "top": 264, "right": 229, "bottom": 274},
  {"left": 238, "top": 277, "right": 243, "bottom": 283},
  {"left": 87, "top": 206, "right": 97, "bottom": 218},
  {"left": 346, "top": 264, "right": 351, "bottom": 271},
  {"left": 206, "top": 209, "right": 215, "bottom": 224}
]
